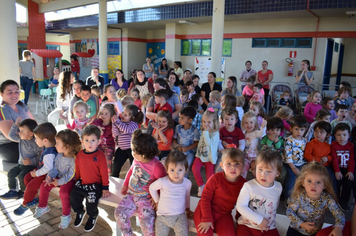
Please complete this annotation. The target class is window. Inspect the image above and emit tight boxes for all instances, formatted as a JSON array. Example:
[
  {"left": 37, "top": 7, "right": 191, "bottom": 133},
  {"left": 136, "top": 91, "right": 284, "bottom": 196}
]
[
  {"left": 18, "top": 44, "right": 27, "bottom": 60},
  {"left": 222, "top": 39, "right": 232, "bottom": 57},
  {"left": 181, "top": 38, "right": 231, "bottom": 56},
  {"left": 108, "top": 42, "right": 120, "bottom": 55},
  {"left": 252, "top": 38, "right": 312, "bottom": 48}
]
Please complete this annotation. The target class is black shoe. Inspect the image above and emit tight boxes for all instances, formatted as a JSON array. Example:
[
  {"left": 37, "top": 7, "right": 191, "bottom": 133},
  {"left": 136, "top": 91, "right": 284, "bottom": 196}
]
[
  {"left": 17, "top": 190, "right": 24, "bottom": 199},
  {"left": 74, "top": 210, "right": 86, "bottom": 227},
  {"left": 84, "top": 215, "right": 97, "bottom": 232}
]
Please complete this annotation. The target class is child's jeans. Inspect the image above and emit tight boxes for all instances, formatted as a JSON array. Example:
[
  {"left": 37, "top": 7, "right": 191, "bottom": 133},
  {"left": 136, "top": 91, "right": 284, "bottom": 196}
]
[
  {"left": 39, "top": 179, "right": 75, "bottom": 216},
  {"left": 284, "top": 164, "right": 304, "bottom": 199},
  {"left": 8, "top": 164, "right": 36, "bottom": 191},
  {"left": 115, "top": 193, "right": 155, "bottom": 236},
  {"left": 192, "top": 157, "right": 214, "bottom": 187},
  {"left": 23, "top": 171, "right": 46, "bottom": 205}
]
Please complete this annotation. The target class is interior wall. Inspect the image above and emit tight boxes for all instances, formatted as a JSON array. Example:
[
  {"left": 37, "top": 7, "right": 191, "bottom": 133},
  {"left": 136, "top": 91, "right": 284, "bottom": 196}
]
[{"left": 46, "top": 33, "right": 70, "bottom": 61}]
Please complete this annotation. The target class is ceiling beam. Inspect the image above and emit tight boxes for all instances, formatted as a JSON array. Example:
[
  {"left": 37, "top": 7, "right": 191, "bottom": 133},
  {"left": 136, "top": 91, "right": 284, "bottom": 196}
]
[{"left": 38, "top": 0, "right": 104, "bottom": 13}]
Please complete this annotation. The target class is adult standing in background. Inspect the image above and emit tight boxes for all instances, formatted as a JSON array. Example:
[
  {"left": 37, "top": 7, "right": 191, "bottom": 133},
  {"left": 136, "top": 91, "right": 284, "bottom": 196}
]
[
  {"left": 158, "top": 58, "right": 170, "bottom": 79},
  {"left": 295, "top": 59, "right": 314, "bottom": 87},
  {"left": 0, "top": 80, "right": 35, "bottom": 163},
  {"left": 111, "top": 69, "right": 128, "bottom": 91},
  {"left": 256, "top": 60, "right": 273, "bottom": 108},
  {"left": 239, "top": 60, "right": 256, "bottom": 91},
  {"left": 70, "top": 55, "right": 80, "bottom": 80},
  {"left": 19, "top": 50, "right": 36, "bottom": 106},
  {"left": 200, "top": 72, "right": 222, "bottom": 109},
  {"left": 128, "top": 70, "right": 154, "bottom": 97},
  {"left": 173, "top": 61, "right": 183, "bottom": 80},
  {"left": 143, "top": 57, "right": 154, "bottom": 79},
  {"left": 48, "top": 71, "right": 74, "bottom": 126},
  {"left": 86, "top": 68, "right": 104, "bottom": 92}
]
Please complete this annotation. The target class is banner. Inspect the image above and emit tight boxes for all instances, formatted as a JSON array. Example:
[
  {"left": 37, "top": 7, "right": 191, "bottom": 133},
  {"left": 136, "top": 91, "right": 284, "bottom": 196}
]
[{"left": 147, "top": 42, "right": 165, "bottom": 73}]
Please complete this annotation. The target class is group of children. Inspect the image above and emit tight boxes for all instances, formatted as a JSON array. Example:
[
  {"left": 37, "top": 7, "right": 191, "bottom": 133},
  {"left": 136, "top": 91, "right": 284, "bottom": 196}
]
[{"left": 1, "top": 74, "right": 355, "bottom": 236}]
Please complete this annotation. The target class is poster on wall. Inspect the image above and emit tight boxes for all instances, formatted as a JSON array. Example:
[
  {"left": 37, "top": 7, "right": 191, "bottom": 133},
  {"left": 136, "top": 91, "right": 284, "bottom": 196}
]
[
  {"left": 108, "top": 55, "right": 122, "bottom": 79},
  {"left": 91, "top": 56, "right": 99, "bottom": 68},
  {"left": 147, "top": 42, "right": 165, "bottom": 73},
  {"left": 194, "top": 57, "right": 226, "bottom": 84}
]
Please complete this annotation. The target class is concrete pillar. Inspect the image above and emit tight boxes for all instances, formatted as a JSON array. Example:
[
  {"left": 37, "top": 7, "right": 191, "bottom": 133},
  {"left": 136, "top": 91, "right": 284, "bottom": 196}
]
[
  {"left": 210, "top": 0, "right": 225, "bottom": 76},
  {"left": 165, "top": 23, "right": 181, "bottom": 66},
  {"left": 98, "top": 0, "right": 108, "bottom": 84},
  {"left": 0, "top": 0, "right": 19, "bottom": 83}
]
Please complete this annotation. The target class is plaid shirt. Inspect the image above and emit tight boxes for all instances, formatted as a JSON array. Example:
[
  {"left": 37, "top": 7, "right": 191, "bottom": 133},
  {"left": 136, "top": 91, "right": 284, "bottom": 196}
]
[{"left": 192, "top": 113, "right": 202, "bottom": 134}]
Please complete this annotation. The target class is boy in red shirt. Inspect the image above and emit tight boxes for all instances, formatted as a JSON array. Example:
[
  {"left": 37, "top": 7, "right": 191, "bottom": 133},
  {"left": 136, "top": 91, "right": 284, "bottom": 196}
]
[
  {"left": 70, "top": 125, "right": 111, "bottom": 232},
  {"left": 220, "top": 107, "right": 245, "bottom": 151},
  {"left": 331, "top": 123, "right": 355, "bottom": 211},
  {"left": 154, "top": 89, "right": 173, "bottom": 116}
]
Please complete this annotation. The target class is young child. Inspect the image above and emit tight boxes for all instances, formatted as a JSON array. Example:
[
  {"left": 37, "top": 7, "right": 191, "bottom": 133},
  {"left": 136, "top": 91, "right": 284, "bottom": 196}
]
[
  {"left": 194, "top": 148, "right": 246, "bottom": 236},
  {"left": 275, "top": 106, "right": 293, "bottom": 137},
  {"left": 186, "top": 80, "right": 196, "bottom": 100},
  {"left": 323, "top": 97, "right": 337, "bottom": 121},
  {"left": 331, "top": 123, "right": 355, "bottom": 211},
  {"left": 120, "top": 95, "right": 135, "bottom": 108},
  {"left": 207, "top": 90, "right": 221, "bottom": 114},
  {"left": 188, "top": 100, "right": 202, "bottom": 132},
  {"left": 173, "top": 106, "right": 199, "bottom": 172},
  {"left": 115, "top": 129, "right": 167, "bottom": 236},
  {"left": 330, "top": 104, "right": 352, "bottom": 133},
  {"left": 279, "top": 91, "right": 293, "bottom": 107},
  {"left": 286, "top": 162, "right": 345, "bottom": 236},
  {"left": 191, "top": 93, "right": 204, "bottom": 114},
  {"left": 141, "top": 93, "right": 153, "bottom": 129},
  {"left": 192, "top": 108, "right": 220, "bottom": 196},
  {"left": 250, "top": 83, "right": 265, "bottom": 106},
  {"left": 91, "top": 85, "right": 101, "bottom": 104},
  {"left": 13, "top": 123, "right": 57, "bottom": 215},
  {"left": 154, "top": 89, "right": 173, "bottom": 116},
  {"left": 241, "top": 111, "right": 267, "bottom": 178},
  {"left": 80, "top": 85, "right": 97, "bottom": 119},
  {"left": 305, "top": 108, "right": 332, "bottom": 143},
  {"left": 92, "top": 103, "right": 116, "bottom": 175},
  {"left": 102, "top": 84, "right": 117, "bottom": 104},
  {"left": 220, "top": 107, "right": 245, "bottom": 151},
  {"left": 304, "top": 91, "right": 323, "bottom": 123},
  {"left": 180, "top": 89, "right": 189, "bottom": 108},
  {"left": 62, "top": 101, "right": 90, "bottom": 136},
  {"left": 236, "top": 150, "right": 283, "bottom": 235},
  {"left": 334, "top": 86, "right": 351, "bottom": 107},
  {"left": 242, "top": 75, "right": 258, "bottom": 103},
  {"left": 70, "top": 125, "right": 111, "bottom": 232},
  {"left": 192, "top": 74, "right": 201, "bottom": 94},
  {"left": 152, "top": 110, "right": 174, "bottom": 160},
  {"left": 236, "top": 96, "right": 245, "bottom": 123},
  {"left": 220, "top": 94, "right": 237, "bottom": 112},
  {"left": 0, "top": 118, "right": 42, "bottom": 199},
  {"left": 301, "top": 93, "right": 312, "bottom": 107},
  {"left": 116, "top": 88, "right": 127, "bottom": 100},
  {"left": 130, "top": 88, "right": 142, "bottom": 109},
  {"left": 346, "top": 101, "right": 356, "bottom": 128},
  {"left": 111, "top": 104, "right": 143, "bottom": 177},
  {"left": 149, "top": 150, "right": 193, "bottom": 236},
  {"left": 34, "top": 129, "right": 82, "bottom": 229},
  {"left": 284, "top": 116, "right": 308, "bottom": 198},
  {"left": 249, "top": 101, "right": 266, "bottom": 129}
]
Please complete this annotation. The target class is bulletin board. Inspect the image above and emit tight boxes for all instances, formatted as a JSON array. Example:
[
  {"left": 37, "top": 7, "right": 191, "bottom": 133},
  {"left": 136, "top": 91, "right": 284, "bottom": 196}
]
[
  {"left": 194, "top": 57, "right": 226, "bottom": 84},
  {"left": 108, "top": 55, "right": 122, "bottom": 79}
]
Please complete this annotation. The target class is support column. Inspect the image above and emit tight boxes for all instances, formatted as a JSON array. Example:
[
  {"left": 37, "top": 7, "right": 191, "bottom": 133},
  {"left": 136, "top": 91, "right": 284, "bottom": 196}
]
[
  {"left": 99, "top": 0, "right": 108, "bottom": 84},
  {"left": 210, "top": 0, "right": 225, "bottom": 76},
  {"left": 0, "top": 0, "right": 19, "bottom": 84},
  {"left": 165, "top": 23, "right": 181, "bottom": 66}
]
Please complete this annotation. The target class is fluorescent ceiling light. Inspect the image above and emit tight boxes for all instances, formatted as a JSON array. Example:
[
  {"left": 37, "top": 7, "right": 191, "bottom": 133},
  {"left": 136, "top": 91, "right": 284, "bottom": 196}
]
[{"left": 179, "top": 20, "right": 198, "bottom": 25}]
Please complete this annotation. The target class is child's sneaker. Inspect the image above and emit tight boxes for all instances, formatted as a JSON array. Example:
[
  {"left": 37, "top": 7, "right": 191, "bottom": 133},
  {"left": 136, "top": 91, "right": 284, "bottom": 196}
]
[
  {"left": 59, "top": 215, "right": 71, "bottom": 229},
  {"left": 34, "top": 206, "right": 50, "bottom": 218},
  {"left": 26, "top": 198, "right": 39, "bottom": 207},
  {"left": 74, "top": 210, "right": 86, "bottom": 227},
  {"left": 84, "top": 215, "right": 98, "bottom": 232},
  {"left": 197, "top": 185, "right": 205, "bottom": 197},
  {"left": 0, "top": 190, "right": 19, "bottom": 199},
  {"left": 14, "top": 205, "right": 29, "bottom": 216}
]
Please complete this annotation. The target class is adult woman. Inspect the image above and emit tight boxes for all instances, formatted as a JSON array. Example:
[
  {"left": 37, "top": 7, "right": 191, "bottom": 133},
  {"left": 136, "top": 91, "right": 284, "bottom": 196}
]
[
  {"left": 295, "top": 59, "right": 313, "bottom": 87},
  {"left": 256, "top": 60, "right": 273, "bottom": 107},
  {"left": 200, "top": 72, "right": 222, "bottom": 108},
  {"left": 142, "top": 57, "right": 154, "bottom": 79},
  {"left": 111, "top": 69, "right": 128, "bottom": 91},
  {"left": 158, "top": 58, "right": 169, "bottom": 79},
  {"left": 19, "top": 50, "right": 36, "bottom": 106},
  {"left": 221, "top": 76, "right": 241, "bottom": 97},
  {"left": 48, "top": 71, "right": 74, "bottom": 126},
  {"left": 0, "top": 80, "right": 34, "bottom": 162},
  {"left": 146, "top": 78, "right": 182, "bottom": 121},
  {"left": 128, "top": 69, "right": 154, "bottom": 97},
  {"left": 173, "top": 61, "right": 183, "bottom": 80},
  {"left": 167, "top": 72, "right": 181, "bottom": 95},
  {"left": 239, "top": 60, "right": 256, "bottom": 91}
]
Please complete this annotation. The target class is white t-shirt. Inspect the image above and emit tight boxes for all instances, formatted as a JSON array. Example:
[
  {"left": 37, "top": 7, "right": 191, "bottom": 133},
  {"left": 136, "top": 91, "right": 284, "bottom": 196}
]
[
  {"left": 236, "top": 179, "right": 282, "bottom": 230},
  {"left": 149, "top": 176, "right": 192, "bottom": 216},
  {"left": 236, "top": 107, "right": 244, "bottom": 123}
]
